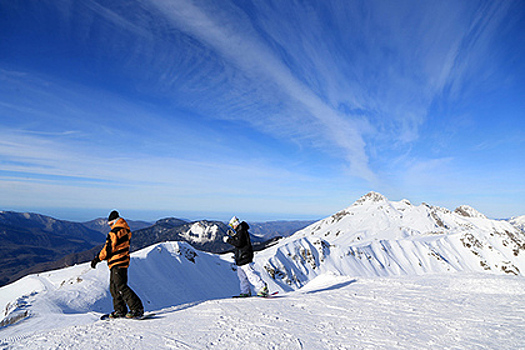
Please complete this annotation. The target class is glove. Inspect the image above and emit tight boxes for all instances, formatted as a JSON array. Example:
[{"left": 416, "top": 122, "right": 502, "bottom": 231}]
[
  {"left": 223, "top": 236, "right": 229, "bottom": 243},
  {"left": 227, "top": 229, "right": 235, "bottom": 236},
  {"left": 91, "top": 256, "right": 100, "bottom": 269}
]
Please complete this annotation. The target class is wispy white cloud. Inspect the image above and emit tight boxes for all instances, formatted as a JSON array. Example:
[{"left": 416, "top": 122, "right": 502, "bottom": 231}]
[
  {"left": 18, "top": 0, "right": 512, "bottom": 183},
  {"left": 140, "top": 0, "right": 514, "bottom": 181},
  {"left": 143, "top": 0, "right": 375, "bottom": 180},
  {"left": 418, "top": 1, "right": 513, "bottom": 105}
]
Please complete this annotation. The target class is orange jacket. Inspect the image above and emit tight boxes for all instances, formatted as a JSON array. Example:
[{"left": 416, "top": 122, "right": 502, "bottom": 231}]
[{"left": 98, "top": 218, "right": 132, "bottom": 269}]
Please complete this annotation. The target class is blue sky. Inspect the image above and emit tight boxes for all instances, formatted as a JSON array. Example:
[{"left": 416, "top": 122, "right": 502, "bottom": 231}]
[{"left": 1, "top": 0, "right": 524, "bottom": 222}]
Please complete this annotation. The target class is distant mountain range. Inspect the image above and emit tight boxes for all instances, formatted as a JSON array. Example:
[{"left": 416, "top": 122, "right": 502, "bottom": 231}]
[
  {"left": 249, "top": 221, "right": 317, "bottom": 239},
  {"left": 0, "top": 211, "right": 154, "bottom": 287},
  {"left": 81, "top": 217, "right": 154, "bottom": 236},
  {"left": 0, "top": 211, "right": 100, "bottom": 286},
  {"left": 130, "top": 218, "right": 315, "bottom": 254},
  {"left": 0, "top": 211, "right": 313, "bottom": 287}
]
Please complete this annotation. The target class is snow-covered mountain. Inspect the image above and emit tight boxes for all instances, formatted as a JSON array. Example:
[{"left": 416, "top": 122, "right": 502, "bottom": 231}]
[
  {"left": 130, "top": 219, "right": 232, "bottom": 253},
  {"left": 509, "top": 215, "right": 525, "bottom": 233},
  {"left": 1, "top": 192, "right": 524, "bottom": 348},
  {"left": 256, "top": 192, "right": 525, "bottom": 291}
]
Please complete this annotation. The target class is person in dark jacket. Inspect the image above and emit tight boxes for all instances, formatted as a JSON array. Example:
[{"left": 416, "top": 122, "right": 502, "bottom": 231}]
[
  {"left": 224, "top": 216, "right": 268, "bottom": 297},
  {"left": 91, "top": 210, "right": 144, "bottom": 318}
]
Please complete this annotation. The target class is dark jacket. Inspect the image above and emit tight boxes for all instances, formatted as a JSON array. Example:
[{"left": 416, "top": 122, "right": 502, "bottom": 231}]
[{"left": 226, "top": 221, "right": 254, "bottom": 266}]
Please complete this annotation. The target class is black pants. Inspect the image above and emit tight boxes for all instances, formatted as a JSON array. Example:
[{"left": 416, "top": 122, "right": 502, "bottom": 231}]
[{"left": 109, "top": 267, "right": 143, "bottom": 314}]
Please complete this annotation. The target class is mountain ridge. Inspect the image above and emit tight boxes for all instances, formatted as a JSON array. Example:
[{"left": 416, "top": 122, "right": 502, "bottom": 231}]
[{"left": 256, "top": 192, "right": 525, "bottom": 291}]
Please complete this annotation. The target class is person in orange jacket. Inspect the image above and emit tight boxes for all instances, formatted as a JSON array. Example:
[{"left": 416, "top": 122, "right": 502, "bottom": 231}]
[{"left": 91, "top": 210, "right": 144, "bottom": 318}]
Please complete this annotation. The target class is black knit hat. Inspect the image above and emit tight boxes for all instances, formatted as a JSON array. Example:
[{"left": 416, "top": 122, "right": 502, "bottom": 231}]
[{"left": 108, "top": 210, "right": 119, "bottom": 222}]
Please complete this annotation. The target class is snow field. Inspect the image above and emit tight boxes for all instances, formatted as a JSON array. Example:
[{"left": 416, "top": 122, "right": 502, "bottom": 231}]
[{"left": 2, "top": 273, "right": 524, "bottom": 349}]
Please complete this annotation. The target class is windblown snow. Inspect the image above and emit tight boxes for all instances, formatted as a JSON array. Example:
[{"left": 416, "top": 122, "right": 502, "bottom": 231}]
[{"left": 1, "top": 192, "right": 524, "bottom": 349}]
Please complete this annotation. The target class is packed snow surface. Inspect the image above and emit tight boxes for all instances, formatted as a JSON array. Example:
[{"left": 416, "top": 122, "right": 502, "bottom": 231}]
[{"left": 1, "top": 270, "right": 524, "bottom": 349}]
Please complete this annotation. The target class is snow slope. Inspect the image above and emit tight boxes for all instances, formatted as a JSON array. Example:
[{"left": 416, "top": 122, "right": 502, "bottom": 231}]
[
  {"left": 256, "top": 192, "right": 525, "bottom": 291},
  {"left": 1, "top": 273, "right": 524, "bottom": 349},
  {"left": 0, "top": 242, "right": 239, "bottom": 339}
]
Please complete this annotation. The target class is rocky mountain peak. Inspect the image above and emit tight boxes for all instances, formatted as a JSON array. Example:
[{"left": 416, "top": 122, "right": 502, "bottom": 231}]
[
  {"left": 353, "top": 191, "right": 388, "bottom": 206},
  {"left": 454, "top": 205, "right": 487, "bottom": 219}
]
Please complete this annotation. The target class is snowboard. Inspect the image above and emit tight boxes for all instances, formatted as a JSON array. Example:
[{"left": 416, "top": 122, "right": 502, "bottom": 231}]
[
  {"left": 232, "top": 291, "right": 279, "bottom": 298},
  {"left": 258, "top": 291, "right": 279, "bottom": 298},
  {"left": 100, "top": 312, "right": 156, "bottom": 320}
]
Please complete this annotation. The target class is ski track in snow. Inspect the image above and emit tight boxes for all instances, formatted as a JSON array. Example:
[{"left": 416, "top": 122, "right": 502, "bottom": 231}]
[{"left": 2, "top": 274, "right": 524, "bottom": 350}]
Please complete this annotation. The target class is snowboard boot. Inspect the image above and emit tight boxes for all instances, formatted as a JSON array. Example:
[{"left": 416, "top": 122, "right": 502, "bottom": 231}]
[
  {"left": 257, "top": 284, "right": 269, "bottom": 297},
  {"left": 109, "top": 310, "right": 126, "bottom": 319},
  {"left": 126, "top": 309, "right": 144, "bottom": 319},
  {"left": 237, "top": 292, "right": 251, "bottom": 298}
]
